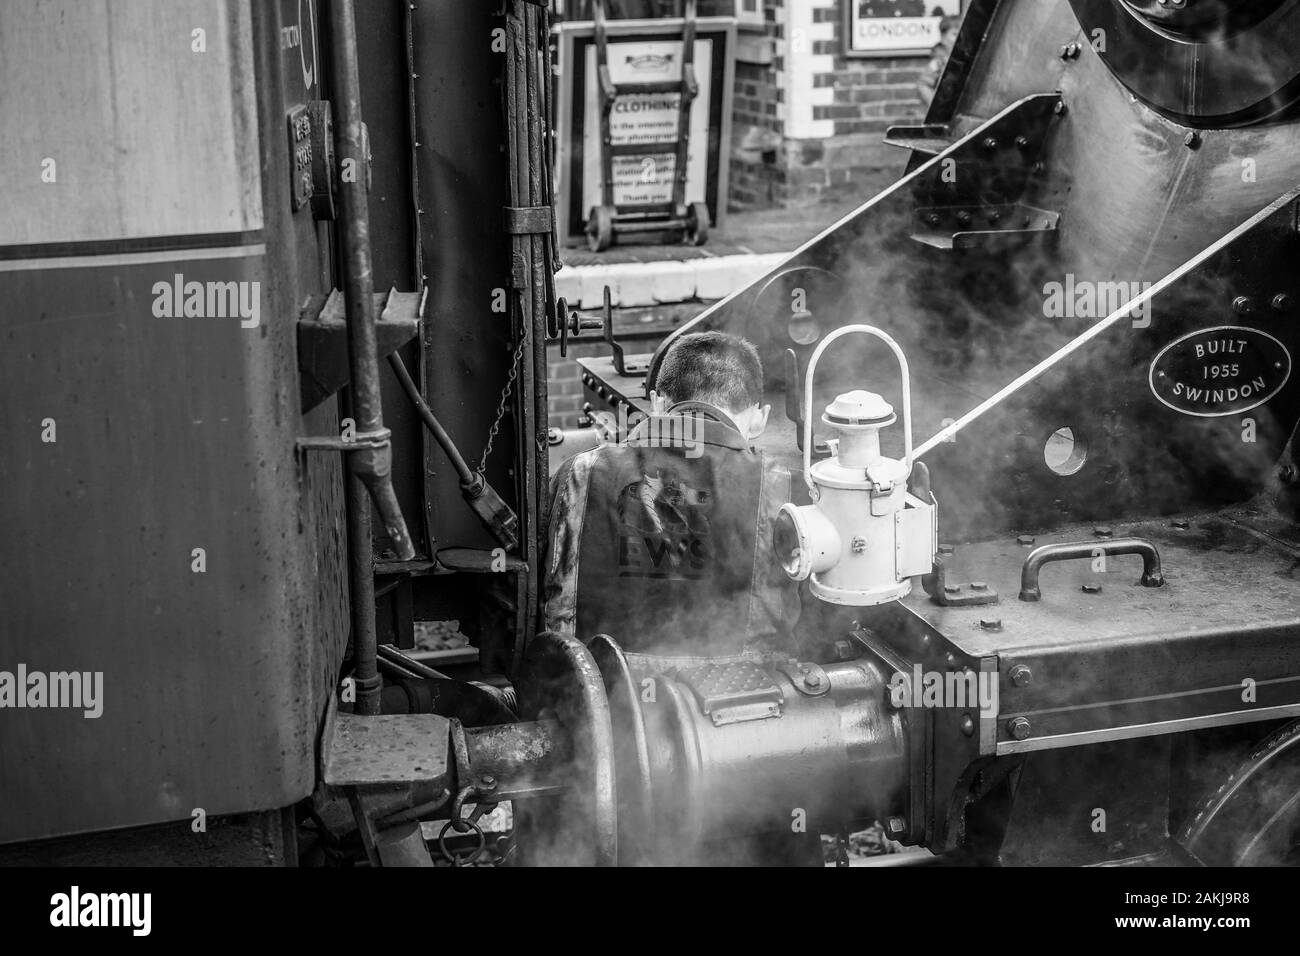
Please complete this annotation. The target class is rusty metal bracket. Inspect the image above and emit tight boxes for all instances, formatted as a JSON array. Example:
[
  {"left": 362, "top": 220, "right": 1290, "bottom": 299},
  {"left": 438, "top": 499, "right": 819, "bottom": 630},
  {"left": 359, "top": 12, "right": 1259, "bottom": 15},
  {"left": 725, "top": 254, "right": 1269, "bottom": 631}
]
[
  {"left": 297, "top": 426, "right": 391, "bottom": 454},
  {"left": 601, "top": 285, "right": 648, "bottom": 376},
  {"left": 448, "top": 777, "right": 500, "bottom": 834},
  {"left": 298, "top": 287, "right": 426, "bottom": 411},
  {"left": 922, "top": 555, "right": 1001, "bottom": 607},
  {"left": 503, "top": 205, "right": 554, "bottom": 235}
]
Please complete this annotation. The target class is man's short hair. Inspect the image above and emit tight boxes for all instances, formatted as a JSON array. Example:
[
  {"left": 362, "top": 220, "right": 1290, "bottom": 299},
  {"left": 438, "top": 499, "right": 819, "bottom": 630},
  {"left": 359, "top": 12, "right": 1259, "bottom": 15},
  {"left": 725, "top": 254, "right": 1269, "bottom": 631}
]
[{"left": 656, "top": 331, "right": 763, "bottom": 411}]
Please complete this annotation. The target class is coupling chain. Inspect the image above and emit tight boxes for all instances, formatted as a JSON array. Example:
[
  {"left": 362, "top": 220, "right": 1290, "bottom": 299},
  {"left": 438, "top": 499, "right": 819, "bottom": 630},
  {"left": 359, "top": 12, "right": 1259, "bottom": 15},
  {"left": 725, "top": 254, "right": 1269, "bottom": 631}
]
[
  {"left": 437, "top": 775, "right": 500, "bottom": 866},
  {"left": 478, "top": 302, "right": 531, "bottom": 475}
]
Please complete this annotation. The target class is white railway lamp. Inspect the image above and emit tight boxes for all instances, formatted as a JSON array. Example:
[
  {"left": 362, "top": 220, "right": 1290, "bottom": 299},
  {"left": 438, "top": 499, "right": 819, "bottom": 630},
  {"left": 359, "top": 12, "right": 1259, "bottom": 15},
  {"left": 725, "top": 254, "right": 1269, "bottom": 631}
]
[{"left": 774, "top": 325, "right": 937, "bottom": 606}]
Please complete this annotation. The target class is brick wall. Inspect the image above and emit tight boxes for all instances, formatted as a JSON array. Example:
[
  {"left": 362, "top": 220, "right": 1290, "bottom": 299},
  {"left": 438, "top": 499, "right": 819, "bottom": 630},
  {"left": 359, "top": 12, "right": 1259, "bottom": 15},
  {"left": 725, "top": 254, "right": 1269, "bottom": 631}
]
[
  {"left": 547, "top": 339, "right": 610, "bottom": 429},
  {"left": 729, "top": 0, "right": 955, "bottom": 210}
]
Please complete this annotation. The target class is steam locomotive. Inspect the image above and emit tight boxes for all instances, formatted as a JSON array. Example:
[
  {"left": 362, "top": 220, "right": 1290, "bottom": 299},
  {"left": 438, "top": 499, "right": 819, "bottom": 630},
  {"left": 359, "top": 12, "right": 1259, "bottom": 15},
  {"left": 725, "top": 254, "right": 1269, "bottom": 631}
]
[{"left": 3, "top": 0, "right": 1299, "bottom": 867}]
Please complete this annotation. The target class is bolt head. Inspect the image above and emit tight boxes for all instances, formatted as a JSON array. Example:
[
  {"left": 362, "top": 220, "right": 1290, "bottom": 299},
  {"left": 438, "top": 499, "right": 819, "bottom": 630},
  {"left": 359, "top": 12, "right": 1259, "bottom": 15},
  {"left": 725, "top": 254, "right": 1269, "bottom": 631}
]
[
  {"left": 959, "top": 714, "right": 975, "bottom": 736},
  {"left": 1008, "top": 717, "right": 1032, "bottom": 740},
  {"left": 1009, "top": 664, "right": 1032, "bottom": 687},
  {"left": 886, "top": 816, "right": 907, "bottom": 836},
  {"left": 1093, "top": 525, "right": 1113, "bottom": 537},
  {"left": 1184, "top": 130, "right": 1200, "bottom": 148},
  {"left": 1272, "top": 293, "right": 1292, "bottom": 312},
  {"left": 979, "top": 618, "right": 1002, "bottom": 631},
  {"left": 479, "top": 774, "right": 497, "bottom": 788},
  {"left": 834, "top": 639, "right": 854, "bottom": 660},
  {"left": 1233, "top": 295, "right": 1255, "bottom": 315},
  {"left": 804, "top": 672, "right": 824, "bottom": 690},
  {"left": 944, "top": 584, "right": 960, "bottom": 595},
  {"left": 1082, "top": 582, "right": 1102, "bottom": 594},
  {"left": 850, "top": 535, "right": 868, "bottom": 555},
  {"left": 970, "top": 581, "right": 988, "bottom": 591},
  {"left": 983, "top": 137, "right": 998, "bottom": 151},
  {"left": 1017, "top": 534, "right": 1036, "bottom": 546}
]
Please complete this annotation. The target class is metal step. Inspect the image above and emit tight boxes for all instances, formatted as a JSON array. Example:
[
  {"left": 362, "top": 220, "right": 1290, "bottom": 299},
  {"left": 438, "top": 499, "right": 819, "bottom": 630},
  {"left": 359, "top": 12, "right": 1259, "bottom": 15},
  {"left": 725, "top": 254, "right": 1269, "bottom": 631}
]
[
  {"left": 885, "top": 123, "right": 956, "bottom": 156},
  {"left": 909, "top": 203, "right": 1060, "bottom": 250}
]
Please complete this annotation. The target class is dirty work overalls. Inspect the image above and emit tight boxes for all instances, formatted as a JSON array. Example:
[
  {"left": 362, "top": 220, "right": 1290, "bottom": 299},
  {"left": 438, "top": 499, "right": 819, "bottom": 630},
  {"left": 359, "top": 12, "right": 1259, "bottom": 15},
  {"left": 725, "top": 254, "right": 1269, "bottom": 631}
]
[{"left": 543, "top": 405, "right": 799, "bottom": 658}]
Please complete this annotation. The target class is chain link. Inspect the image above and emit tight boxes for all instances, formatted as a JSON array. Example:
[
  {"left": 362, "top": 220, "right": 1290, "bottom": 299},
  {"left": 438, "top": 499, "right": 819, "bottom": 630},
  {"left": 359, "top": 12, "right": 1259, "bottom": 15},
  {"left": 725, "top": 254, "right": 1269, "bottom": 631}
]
[
  {"left": 438, "top": 819, "right": 486, "bottom": 866},
  {"left": 477, "top": 302, "right": 532, "bottom": 475}
]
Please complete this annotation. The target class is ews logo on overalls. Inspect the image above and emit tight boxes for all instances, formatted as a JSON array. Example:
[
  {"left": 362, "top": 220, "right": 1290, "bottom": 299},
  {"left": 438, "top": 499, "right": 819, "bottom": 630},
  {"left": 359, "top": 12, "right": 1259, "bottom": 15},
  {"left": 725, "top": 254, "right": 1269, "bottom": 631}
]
[{"left": 616, "top": 473, "right": 712, "bottom": 580}]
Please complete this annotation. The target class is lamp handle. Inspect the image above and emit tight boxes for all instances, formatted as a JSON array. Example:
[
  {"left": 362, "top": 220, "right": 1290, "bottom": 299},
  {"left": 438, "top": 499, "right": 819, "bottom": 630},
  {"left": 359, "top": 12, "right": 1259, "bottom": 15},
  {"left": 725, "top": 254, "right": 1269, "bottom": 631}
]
[{"left": 802, "top": 324, "right": 913, "bottom": 490}]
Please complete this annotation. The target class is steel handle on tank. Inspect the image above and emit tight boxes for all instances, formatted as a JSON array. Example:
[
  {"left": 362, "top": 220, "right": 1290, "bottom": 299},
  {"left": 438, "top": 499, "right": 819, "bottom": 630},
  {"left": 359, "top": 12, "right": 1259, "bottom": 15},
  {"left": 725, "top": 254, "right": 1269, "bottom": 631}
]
[
  {"left": 802, "top": 324, "right": 913, "bottom": 490},
  {"left": 1018, "top": 537, "right": 1165, "bottom": 602}
]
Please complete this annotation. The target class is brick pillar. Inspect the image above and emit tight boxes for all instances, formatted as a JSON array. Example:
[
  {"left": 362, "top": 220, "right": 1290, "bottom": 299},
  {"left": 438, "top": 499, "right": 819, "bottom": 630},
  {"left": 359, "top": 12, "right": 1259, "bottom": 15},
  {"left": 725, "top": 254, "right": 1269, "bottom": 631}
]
[
  {"left": 729, "top": 1, "right": 958, "bottom": 210},
  {"left": 777, "top": 0, "right": 836, "bottom": 140}
]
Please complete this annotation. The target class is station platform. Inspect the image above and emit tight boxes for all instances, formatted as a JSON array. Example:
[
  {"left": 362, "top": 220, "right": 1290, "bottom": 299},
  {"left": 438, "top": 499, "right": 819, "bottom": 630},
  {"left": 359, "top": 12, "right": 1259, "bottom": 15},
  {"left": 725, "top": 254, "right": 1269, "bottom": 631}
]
[{"left": 555, "top": 196, "right": 865, "bottom": 310}]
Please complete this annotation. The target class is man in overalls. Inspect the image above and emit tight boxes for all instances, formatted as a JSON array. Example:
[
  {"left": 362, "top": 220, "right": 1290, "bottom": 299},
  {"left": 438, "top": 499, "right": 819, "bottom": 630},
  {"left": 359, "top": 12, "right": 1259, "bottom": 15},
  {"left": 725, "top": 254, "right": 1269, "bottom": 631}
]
[
  {"left": 543, "top": 331, "right": 799, "bottom": 660},
  {"left": 543, "top": 331, "right": 828, "bottom": 865}
]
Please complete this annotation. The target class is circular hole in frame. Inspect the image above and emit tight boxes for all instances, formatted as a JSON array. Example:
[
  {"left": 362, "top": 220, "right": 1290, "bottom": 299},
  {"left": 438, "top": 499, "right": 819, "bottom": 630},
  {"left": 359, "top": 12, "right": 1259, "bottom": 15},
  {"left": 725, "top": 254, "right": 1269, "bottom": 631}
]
[
  {"left": 788, "top": 311, "right": 819, "bottom": 345},
  {"left": 1043, "top": 426, "right": 1088, "bottom": 476}
]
